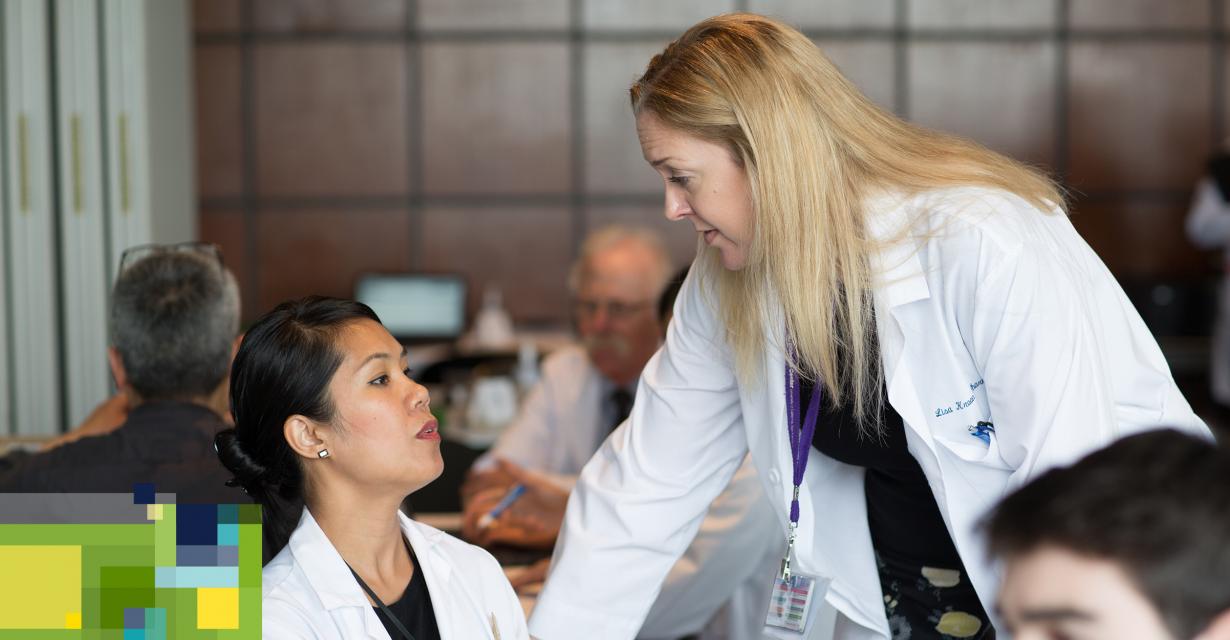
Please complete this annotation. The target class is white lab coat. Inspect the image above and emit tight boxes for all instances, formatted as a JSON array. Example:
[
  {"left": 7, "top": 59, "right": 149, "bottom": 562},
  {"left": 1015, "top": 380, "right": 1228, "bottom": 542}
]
[
  {"left": 528, "top": 186, "right": 1210, "bottom": 640},
  {"left": 263, "top": 508, "right": 528, "bottom": 639}
]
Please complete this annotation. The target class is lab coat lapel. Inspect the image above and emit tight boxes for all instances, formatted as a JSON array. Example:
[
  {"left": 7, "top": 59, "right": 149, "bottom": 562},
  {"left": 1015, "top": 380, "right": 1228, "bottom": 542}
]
[
  {"left": 870, "top": 194, "right": 1007, "bottom": 631},
  {"left": 289, "top": 509, "right": 396, "bottom": 640},
  {"left": 866, "top": 195, "right": 939, "bottom": 460},
  {"left": 400, "top": 513, "right": 496, "bottom": 640}
]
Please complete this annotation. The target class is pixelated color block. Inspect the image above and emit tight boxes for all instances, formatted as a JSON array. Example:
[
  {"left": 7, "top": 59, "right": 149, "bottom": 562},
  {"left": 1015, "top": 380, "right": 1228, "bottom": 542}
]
[
  {"left": 65, "top": 611, "right": 82, "bottom": 629},
  {"left": 124, "top": 607, "right": 144, "bottom": 628},
  {"left": 177, "top": 504, "right": 217, "bottom": 545},
  {"left": 146, "top": 504, "right": 164, "bottom": 521},
  {"left": 0, "top": 545, "right": 82, "bottom": 629},
  {"left": 177, "top": 545, "right": 218, "bottom": 567},
  {"left": 239, "top": 524, "right": 262, "bottom": 588},
  {"left": 217, "top": 523, "right": 239, "bottom": 546},
  {"left": 154, "top": 505, "right": 176, "bottom": 567},
  {"left": 100, "top": 588, "right": 155, "bottom": 629},
  {"left": 197, "top": 588, "right": 239, "bottom": 629},
  {"left": 217, "top": 504, "right": 239, "bottom": 524},
  {"left": 146, "top": 607, "right": 167, "bottom": 640},
  {"left": 217, "top": 545, "right": 239, "bottom": 566},
  {"left": 0, "top": 523, "right": 147, "bottom": 546},
  {"left": 124, "top": 629, "right": 146, "bottom": 640},
  {"left": 154, "top": 566, "right": 238, "bottom": 588},
  {"left": 238, "top": 503, "right": 261, "bottom": 524},
  {"left": 133, "top": 483, "right": 155, "bottom": 504},
  {"left": 84, "top": 546, "right": 156, "bottom": 589},
  {"left": 102, "top": 566, "right": 154, "bottom": 589}
]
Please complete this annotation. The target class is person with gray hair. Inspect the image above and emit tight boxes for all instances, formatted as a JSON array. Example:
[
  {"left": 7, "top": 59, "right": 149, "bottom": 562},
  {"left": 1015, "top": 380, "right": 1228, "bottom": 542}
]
[
  {"left": 466, "top": 224, "right": 675, "bottom": 492},
  {"left": 0, "top": 243, "right": 249, "bottom": 503}
]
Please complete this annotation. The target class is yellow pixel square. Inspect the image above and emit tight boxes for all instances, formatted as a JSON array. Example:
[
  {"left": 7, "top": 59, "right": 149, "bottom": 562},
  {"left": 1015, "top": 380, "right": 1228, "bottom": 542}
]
[
  {"left": 65, "top": 612, "right": 81, "bottom": 629},
  {"left": 146, "top": 504, "right": 163, "bottom": 521},
  {"left": 197, "top": 587, "right": 239, "bottom": 629},
  {"left": 0, "top": 545, "right": 81, "bottom": 629}
]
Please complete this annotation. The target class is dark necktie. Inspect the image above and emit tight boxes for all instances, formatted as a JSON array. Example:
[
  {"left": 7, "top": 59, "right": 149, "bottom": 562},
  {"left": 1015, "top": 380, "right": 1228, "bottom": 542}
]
[{"left": 608, "top": 387, "right": 634, "bottom": 435}]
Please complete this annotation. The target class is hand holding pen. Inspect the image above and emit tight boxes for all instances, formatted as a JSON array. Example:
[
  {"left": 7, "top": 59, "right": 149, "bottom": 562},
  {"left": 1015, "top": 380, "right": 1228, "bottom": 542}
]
[
  {"left": 463, "top": 459, "right": 569, "bottom": 549},
  {"left": 478, "top": 483, "right": 527, "bottom": 529}
]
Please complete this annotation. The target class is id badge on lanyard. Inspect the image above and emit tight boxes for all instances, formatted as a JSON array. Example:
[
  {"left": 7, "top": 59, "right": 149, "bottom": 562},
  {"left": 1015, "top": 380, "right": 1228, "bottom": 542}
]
[{"left": 765, "top": 342, "right": 823, "bottom": 634}]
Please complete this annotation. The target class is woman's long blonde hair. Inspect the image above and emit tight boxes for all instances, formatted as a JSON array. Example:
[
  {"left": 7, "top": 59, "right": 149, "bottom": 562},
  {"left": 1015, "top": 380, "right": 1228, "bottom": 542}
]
[{"left": 631, "top": 13, "right": 1063, "bottom": 430}]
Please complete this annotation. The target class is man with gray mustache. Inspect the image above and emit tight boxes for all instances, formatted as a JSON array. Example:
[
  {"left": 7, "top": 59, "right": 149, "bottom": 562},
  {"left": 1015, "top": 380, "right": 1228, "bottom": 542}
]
[{"left": 466, "top": 225, "right": 668, "bottom": 491}]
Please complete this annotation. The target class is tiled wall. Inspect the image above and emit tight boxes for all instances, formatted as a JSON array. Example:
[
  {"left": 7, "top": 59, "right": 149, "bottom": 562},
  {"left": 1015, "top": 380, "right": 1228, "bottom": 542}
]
[{"left": 194, "top": 0, "right": 1225, "bottom": 325}]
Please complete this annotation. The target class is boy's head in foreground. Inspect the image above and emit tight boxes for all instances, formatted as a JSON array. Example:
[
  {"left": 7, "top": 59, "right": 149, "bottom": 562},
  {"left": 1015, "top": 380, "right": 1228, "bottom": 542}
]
[{"left": 987, "top": 429, "right": 1230, "bottom": 640}]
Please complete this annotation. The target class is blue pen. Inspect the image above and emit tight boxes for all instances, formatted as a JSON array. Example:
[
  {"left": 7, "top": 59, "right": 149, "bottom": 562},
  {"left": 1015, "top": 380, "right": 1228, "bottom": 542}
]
[{"left": 478, "top": 483, "right": 526, "bottom": 529}]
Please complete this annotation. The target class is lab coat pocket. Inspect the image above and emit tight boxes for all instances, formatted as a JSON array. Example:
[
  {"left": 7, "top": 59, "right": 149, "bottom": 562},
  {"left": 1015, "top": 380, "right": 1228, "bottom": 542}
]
[{"left": 931, "top": 420, "right": 1013, "bottom": 472}]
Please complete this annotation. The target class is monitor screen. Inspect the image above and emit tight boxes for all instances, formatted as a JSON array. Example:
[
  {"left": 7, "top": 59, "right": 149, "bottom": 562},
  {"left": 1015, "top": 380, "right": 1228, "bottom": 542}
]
[{"left": 355, "top": 274, "right": 466, "bottom": 341}]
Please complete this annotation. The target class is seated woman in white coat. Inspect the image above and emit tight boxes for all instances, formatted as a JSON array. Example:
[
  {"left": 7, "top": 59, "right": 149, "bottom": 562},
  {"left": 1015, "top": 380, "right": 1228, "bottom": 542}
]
[{"left": 215, "top": 296, "right": 528, "bottom": 640}]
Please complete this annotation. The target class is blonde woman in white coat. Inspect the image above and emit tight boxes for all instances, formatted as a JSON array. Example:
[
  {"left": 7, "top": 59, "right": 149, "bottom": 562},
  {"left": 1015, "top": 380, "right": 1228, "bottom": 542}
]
[
  {"left": 528, "top": 13, "right": 1211, "bottom": 640},
  {"left": 216, "top": 297, "right": 527, "bottom": 640}
]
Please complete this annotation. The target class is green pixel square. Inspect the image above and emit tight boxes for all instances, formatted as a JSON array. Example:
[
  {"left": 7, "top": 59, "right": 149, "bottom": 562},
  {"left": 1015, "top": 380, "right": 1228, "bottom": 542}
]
[
  {"left": 154, "top": 505, "right": 177, "bottom": 567},
  {"left": 100, "top": 566, "right": 154, "bottom": 589},
  {"left": 238, "top": 525, "right": 261, "bottom": 588},
  {"left": 86, "top": 546, "right": 155, "bottom": 589},
  {"left": 169, "top": 588, "right": 197, "bottom": 638},
  {"left": 236, "top": 504, "right": 261, "bottom": 525},
  {"left": 99, "top": 588, "right": 154, "bottom": 629}
]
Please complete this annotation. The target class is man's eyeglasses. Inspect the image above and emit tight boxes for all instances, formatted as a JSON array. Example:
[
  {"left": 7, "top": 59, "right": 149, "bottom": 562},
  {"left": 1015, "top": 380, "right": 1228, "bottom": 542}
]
[
  {"left": 117, "top": 242, "right": 224, "bottom": 279},
  {"left": 572, "top": 298, "right": 653, "bottom": 321}
]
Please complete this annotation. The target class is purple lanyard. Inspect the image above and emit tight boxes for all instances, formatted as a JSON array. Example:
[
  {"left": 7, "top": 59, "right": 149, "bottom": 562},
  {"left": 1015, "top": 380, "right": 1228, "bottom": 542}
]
[{"left": 781, "top": 342, "right": 822, "bottom": 580}]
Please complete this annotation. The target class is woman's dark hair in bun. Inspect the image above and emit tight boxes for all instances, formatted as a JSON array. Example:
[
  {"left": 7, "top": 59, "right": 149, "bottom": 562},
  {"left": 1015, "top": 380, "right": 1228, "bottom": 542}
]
[{"left": 214, "top": 296, "right": 380, "bottom": 559}]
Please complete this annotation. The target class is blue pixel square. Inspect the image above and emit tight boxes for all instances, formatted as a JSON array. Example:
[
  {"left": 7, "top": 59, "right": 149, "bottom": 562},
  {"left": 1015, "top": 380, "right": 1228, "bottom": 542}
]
[
  {"left": 132, "top": 483, "right": 155, "bottom": 505},
  {"left": 176, "top": 545, "right": 219, "bottom": 567},
  {"left": 123, "top": 607, "right": 145, "bottom": 629},
  {"left": 217, "top": 523, "right": 238, "bottom": 546},
  {"left": 217, "top": 503, "right": 239, "bottom": 524},
  {"left": 177, "top": 504, "right": 217, "bottom": 545},
  {"left": 124, "top": 629, "right": 146, "bottom": 640}
]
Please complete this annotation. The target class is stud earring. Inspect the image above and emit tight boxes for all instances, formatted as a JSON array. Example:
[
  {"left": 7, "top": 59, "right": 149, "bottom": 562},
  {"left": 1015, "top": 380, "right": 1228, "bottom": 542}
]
[{"left": 317, "top": 449, "right": 330, "bottom": 459}]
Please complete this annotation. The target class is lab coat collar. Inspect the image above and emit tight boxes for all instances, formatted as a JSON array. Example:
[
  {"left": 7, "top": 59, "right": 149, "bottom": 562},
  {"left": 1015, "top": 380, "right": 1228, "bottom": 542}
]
[
  {"left": 864, "top": 189, "right": 930, "bottom": 310},
  {"left": 288, "top": 507, "right": 447, "bottom": 613}
]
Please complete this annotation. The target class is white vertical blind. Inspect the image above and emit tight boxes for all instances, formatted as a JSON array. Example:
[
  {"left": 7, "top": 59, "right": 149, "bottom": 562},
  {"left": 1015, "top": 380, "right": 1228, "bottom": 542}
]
[
  {"left": 104, "top": 0, "right": 152, "bottom": 281},
  {"left": 55, "top": 0, "right": 111, "bottom": 427},
  {"left": 4, "top": 0, "right": 61, "bottom": 436},
  {"left": 0, "top": 14, "right": 8, "bottom": 437},
  {"left": 0, "top": 0, "right": 191, "bottom": 436}
]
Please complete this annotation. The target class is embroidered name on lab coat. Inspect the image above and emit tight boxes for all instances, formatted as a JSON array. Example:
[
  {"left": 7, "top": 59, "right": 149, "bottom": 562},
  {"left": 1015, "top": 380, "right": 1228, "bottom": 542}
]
[{"left": 934, "top": 379, "right": 984, "bottom": 417}]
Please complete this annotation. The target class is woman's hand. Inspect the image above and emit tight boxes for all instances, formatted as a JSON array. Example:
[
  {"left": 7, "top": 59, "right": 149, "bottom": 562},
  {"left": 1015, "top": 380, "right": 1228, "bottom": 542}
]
[{"left": 460, "top": 464, "right": 518, "bottom": 507}]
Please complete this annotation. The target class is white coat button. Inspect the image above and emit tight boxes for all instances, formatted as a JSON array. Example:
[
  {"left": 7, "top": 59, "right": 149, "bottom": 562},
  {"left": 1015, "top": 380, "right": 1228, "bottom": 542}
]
[{"left": 768, "top": 469, "right": 781, "bottom": 484}]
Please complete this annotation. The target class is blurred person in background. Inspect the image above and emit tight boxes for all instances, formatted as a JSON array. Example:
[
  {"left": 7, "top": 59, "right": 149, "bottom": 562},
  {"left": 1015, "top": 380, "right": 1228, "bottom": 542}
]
[
  {"left": 0, "top": 243, "right": 246, "bottom": 503},
  {"left": 216, "top": 296, "right": 528, "bottom": 639},
  {"left": 462, "top": 226, "right": 673, "bottom": 494},
  {"left": 1186, "top": 150, "right": 1230, "bottom": 408},
  {"left": 462, "top": 228, "right": 778, "bottom": 639},
  {"left": 987, "top": 429, "right": 1230, "bottom": 640}
]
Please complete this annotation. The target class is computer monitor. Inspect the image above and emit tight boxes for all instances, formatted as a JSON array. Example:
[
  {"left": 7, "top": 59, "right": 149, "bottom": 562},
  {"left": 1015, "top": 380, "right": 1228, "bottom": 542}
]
[{"left": 355, "top": 273, "right": 467, "bottom": 343}]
